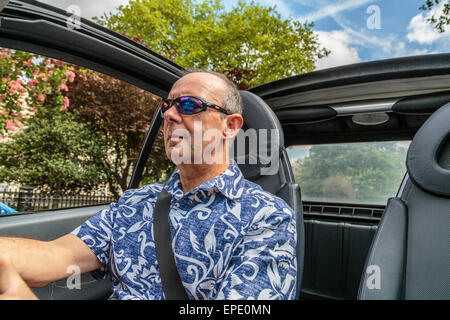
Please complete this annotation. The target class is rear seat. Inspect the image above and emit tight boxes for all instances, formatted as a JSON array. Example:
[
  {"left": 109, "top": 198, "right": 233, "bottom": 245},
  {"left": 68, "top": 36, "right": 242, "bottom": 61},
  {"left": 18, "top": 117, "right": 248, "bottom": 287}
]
[{"left": 301, "top": 220, "right": 377, "bottom": 299}]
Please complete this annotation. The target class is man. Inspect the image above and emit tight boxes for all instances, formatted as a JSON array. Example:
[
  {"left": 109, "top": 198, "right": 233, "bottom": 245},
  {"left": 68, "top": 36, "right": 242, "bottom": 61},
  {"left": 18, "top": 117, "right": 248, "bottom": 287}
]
[{"left": 0, "top": 71, "right": 297, "bottom": 300}]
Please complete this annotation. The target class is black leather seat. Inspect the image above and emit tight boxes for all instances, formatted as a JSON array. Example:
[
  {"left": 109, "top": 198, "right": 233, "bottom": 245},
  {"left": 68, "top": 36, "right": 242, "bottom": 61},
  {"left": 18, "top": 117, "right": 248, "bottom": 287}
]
[
  {"left": 232, "top": 90, "right": 305, "bottom": 299},
  {"left": 358, "top": 102, "right": 450, "bottom": 300}
]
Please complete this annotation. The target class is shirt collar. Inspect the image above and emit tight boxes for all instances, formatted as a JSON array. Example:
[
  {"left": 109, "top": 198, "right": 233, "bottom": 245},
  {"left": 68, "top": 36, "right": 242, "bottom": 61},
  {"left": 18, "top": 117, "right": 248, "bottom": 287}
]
[{"left": 164, "top": 160, "right": 244, "bottom": 201}]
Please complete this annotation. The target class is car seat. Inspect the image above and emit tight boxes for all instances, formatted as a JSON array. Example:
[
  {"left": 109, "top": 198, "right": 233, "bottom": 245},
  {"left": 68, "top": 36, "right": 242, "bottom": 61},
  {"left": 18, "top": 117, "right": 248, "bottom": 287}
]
[{"left": 358, "top": 102, "right": 450, "bottom": 299}]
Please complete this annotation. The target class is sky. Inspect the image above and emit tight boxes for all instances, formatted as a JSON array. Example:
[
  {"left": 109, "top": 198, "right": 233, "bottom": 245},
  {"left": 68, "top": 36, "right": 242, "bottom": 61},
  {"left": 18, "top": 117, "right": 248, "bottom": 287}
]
[{"left": 38, "top": 0, "right": 450, "bottom": 70}]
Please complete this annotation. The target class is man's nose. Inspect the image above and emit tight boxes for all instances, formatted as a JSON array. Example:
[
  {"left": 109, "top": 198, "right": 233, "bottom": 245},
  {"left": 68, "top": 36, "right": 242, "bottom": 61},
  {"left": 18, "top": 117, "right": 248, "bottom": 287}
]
[{"left": 163, "top": 103, "right": 183, "bottom": 123}]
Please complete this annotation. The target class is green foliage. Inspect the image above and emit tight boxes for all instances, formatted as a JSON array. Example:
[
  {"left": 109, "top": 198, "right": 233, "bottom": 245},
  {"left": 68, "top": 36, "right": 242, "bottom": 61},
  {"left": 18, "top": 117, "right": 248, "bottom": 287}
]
[
  {"left": 94, "top": 0, "right": 329, "bottom": 88},
  {"left": 0, "top": 106, "right": 108, "bottom": 193},
  {"left": 0, "top": 50, "right": 171, "bottom": 196},
  {"left": 420, "top": 0, "right": 449, "bottom": 33},
  {"left": 65, "top": 66, "right": 170, "bottom": 196},
  {"left": 292, "top": 142, "right": 408, "bottom": 204}
]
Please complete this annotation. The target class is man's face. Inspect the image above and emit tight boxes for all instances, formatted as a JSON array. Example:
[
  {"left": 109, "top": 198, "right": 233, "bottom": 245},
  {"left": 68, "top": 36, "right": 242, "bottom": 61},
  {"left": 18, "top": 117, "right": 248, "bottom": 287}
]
[{"left": 163, "top": 73, "right": 228, "bottom": 166}]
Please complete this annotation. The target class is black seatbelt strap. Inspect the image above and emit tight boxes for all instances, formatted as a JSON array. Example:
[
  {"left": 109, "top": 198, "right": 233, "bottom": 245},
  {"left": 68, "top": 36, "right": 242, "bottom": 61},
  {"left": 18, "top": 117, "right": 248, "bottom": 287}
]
[{"left": 153, "top": 188, "right": 189, "bottom": 300}]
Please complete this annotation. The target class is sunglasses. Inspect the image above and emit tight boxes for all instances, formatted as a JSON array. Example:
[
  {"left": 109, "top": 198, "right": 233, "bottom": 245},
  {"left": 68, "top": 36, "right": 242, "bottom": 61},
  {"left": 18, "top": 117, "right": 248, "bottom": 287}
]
[{"left": 160, "top": 95, "right": 230, "bottom": 118}]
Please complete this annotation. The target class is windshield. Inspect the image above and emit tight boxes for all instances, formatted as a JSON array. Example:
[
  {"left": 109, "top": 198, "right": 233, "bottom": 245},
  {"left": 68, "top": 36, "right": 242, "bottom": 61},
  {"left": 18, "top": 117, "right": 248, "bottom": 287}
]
[{"left": 34, "top": 0, "right": 449, "bottom": 88}]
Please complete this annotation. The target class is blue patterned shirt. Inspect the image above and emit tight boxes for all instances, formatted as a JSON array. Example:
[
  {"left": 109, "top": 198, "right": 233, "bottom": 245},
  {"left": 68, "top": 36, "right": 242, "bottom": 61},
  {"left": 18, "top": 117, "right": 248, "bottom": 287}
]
[{"left": 71, "top": 160, "right": 297, "bottom": 300}]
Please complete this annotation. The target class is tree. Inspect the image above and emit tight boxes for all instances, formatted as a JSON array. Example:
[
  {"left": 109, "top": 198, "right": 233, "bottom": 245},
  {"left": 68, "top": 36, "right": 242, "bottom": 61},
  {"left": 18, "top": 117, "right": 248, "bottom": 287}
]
[
  {"left": 293, "top": 142, "right": 408, "bottom": 204},
  {"left": 65, "top": 67, "right": 173, "bottom": 196},
  {"left": 0, "top": 49, "right": 91, "bottom": 193},
  {"left": 420, "top": 0, "right": 450, "bottom": 33},
  {"left": 1, "top": 50, "right": 172, "bottom": 196},
  {"left": 0, "top": 106, "right": 108, "bottom": 194},
  {"left": 0, "top": 48, "right": 74, "bottom": 135},
  {"left": 94, "top": 0, "right": 329, "bottom": 88}
]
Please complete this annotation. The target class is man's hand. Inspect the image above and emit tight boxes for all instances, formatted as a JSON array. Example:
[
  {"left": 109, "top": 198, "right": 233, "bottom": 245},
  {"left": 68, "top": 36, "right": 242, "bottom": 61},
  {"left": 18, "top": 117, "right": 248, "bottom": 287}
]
[{"left": 0, "top": 252, "right": 38, "bottom": 300}]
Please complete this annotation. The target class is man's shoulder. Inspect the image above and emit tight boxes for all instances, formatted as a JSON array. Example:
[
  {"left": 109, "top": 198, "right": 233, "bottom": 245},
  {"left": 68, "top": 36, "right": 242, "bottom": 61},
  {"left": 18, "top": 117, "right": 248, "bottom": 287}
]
[{"left": 238, "top": 178, "right": 295, "bottom": 214}]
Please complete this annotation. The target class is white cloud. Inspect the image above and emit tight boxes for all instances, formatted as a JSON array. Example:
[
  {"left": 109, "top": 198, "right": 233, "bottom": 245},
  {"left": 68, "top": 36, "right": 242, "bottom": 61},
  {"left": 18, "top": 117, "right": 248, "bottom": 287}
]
[
  {"left": 314, "top": 30, "right": 361, "bottom": 70},
  {"left": 331, "top": 16, "right": 417, "bottom": 59},
  {"left": 407, "top": 2, "right": 450, "bottom": 44},
  {"left": 297, "top": 0, "right": 377, "bottom": 22}
]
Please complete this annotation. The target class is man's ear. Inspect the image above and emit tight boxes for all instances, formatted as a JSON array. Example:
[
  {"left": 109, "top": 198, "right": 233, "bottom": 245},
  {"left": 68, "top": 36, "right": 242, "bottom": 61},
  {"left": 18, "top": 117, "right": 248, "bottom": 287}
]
[{"left": 223, "top": 114, "right": 244, "bottom": 139}]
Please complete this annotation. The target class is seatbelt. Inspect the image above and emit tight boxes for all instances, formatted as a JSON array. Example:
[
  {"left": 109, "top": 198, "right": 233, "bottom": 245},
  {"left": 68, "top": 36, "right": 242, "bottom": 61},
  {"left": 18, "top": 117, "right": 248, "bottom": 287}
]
[{"left": 153, "top": 188, "right": 189, "bottom": 300}]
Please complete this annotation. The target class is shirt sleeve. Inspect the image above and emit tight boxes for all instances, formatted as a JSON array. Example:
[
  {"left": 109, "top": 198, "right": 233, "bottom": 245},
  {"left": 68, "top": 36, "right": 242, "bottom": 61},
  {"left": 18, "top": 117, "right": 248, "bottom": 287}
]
[
  {"left": 213, "top": 204, "right": 298, "bottom": 300},
  {"left": 71, "top": 200, "right": 120, "bottom": 266}
]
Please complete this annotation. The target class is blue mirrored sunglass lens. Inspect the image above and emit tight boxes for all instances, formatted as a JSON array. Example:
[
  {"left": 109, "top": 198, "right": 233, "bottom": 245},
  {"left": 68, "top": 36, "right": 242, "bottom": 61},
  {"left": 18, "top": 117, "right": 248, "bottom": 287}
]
[{"left": 179, "top": 98, "right": 203, "bottom": 114}]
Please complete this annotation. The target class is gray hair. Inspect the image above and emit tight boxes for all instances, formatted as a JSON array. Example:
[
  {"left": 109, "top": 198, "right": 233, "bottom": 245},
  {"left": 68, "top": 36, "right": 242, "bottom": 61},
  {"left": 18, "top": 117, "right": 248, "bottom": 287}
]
[{"left": 181, "top": 69, "right": 243, "bottom": 117}]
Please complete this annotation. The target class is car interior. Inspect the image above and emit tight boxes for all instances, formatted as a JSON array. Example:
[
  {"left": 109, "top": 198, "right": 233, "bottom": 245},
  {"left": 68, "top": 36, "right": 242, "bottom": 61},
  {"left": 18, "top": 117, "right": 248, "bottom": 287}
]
[{"left": 0, "top": 0, "right": 449, "bottom": 300}]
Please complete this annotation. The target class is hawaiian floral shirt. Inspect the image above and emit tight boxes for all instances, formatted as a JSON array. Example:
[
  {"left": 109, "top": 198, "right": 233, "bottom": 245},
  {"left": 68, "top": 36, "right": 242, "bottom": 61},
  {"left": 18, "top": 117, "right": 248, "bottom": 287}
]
[{"left": 71, "top": 160, "right": 297, "bottom": 300}]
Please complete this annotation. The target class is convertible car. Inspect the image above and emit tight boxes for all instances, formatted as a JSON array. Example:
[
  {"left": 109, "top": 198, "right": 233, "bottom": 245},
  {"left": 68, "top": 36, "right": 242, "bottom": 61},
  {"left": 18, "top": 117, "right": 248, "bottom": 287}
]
[{"left": 0, "top": 0, "right": 448, "bottom": 300}]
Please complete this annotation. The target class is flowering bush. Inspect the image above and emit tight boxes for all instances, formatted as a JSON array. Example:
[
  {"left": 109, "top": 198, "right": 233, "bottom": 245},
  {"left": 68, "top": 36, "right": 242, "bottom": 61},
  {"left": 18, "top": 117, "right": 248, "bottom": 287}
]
[
  {"left": 0, "top": 47, "right": 171, "bottom": 195},
  {"left": 0, "top": 48, "right": 75, "bottom": 135}
]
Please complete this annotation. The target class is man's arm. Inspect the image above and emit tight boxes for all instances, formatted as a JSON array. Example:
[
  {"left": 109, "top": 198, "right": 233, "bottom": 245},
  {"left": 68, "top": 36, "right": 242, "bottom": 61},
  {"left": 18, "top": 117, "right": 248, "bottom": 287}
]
[{"left": 0, "top": 234, "right": 103, "bottom": 287}]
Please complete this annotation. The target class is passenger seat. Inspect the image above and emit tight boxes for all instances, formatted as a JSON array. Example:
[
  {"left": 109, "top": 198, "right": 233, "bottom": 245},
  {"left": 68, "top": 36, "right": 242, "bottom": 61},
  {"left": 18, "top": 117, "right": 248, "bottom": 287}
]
[{"left": 358, "top": 103, "right": 450, "bottom": 299}]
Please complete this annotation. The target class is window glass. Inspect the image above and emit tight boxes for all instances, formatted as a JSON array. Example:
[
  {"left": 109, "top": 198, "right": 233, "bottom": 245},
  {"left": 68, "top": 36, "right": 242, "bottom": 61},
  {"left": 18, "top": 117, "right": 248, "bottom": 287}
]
[
  {"left": 0, "top": 47, "right": 159, "bottom": 214},
  {"left": 287, "top": 141, "right": 410, "bottom": 205}
]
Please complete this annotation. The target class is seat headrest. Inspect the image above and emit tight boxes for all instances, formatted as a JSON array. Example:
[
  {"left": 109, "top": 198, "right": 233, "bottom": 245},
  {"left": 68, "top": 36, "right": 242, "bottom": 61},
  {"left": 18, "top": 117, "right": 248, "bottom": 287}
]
[
  {"left": 231, "top": 91, "right": 284, "bottom": 179},
  {"left": 406, "top": 102, "right": 450, "bottom": 197}
]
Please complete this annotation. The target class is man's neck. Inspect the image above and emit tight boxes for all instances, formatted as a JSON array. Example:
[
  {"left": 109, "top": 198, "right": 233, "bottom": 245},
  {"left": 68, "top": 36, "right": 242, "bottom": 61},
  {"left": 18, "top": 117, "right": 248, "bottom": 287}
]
[{"left": 177, "top": 161, "right": 231, "bottom": 194}]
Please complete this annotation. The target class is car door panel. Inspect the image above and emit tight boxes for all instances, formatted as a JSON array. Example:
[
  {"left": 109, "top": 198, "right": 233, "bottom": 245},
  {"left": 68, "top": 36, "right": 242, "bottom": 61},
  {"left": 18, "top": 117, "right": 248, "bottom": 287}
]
[{"left": 0, "top": 206, "right": 112, "bottom": 300}]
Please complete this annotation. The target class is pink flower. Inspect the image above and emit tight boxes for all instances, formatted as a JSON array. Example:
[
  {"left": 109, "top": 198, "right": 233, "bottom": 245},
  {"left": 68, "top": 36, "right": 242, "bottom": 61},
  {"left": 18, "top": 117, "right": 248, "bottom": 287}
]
[
  {"left": 8, "top": 87, "right": 17, "bottom": 95},
  {"left": 57, "top": 83, "right": 69, "bottom": 92},
  {"left": 37, "top": 94, "right": 45, "bottom": 102},
  {"left": 27, "top": 79, "right": 38, "bottom": 90},
  {"left": 23, "top": 58, "right": 33, "bottom": 67},
  {"left": 5, "top": 119, "right": 16, "bottom": 131},
  {"left": 61, "top": 96, "right": 69, "bottom": 111},
  {"left": 65, "top": 70, "right": 76, "bottom": 83}
]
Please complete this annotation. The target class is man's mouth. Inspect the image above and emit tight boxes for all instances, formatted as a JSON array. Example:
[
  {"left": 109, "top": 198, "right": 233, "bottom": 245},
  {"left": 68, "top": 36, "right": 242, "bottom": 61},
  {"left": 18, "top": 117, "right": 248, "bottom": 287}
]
[
  {"left": 167, "top": 134, "right": 183, "bottom": 144},
  {"left": 168, "top": 134, "right": 184, "bottom": 141}
]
